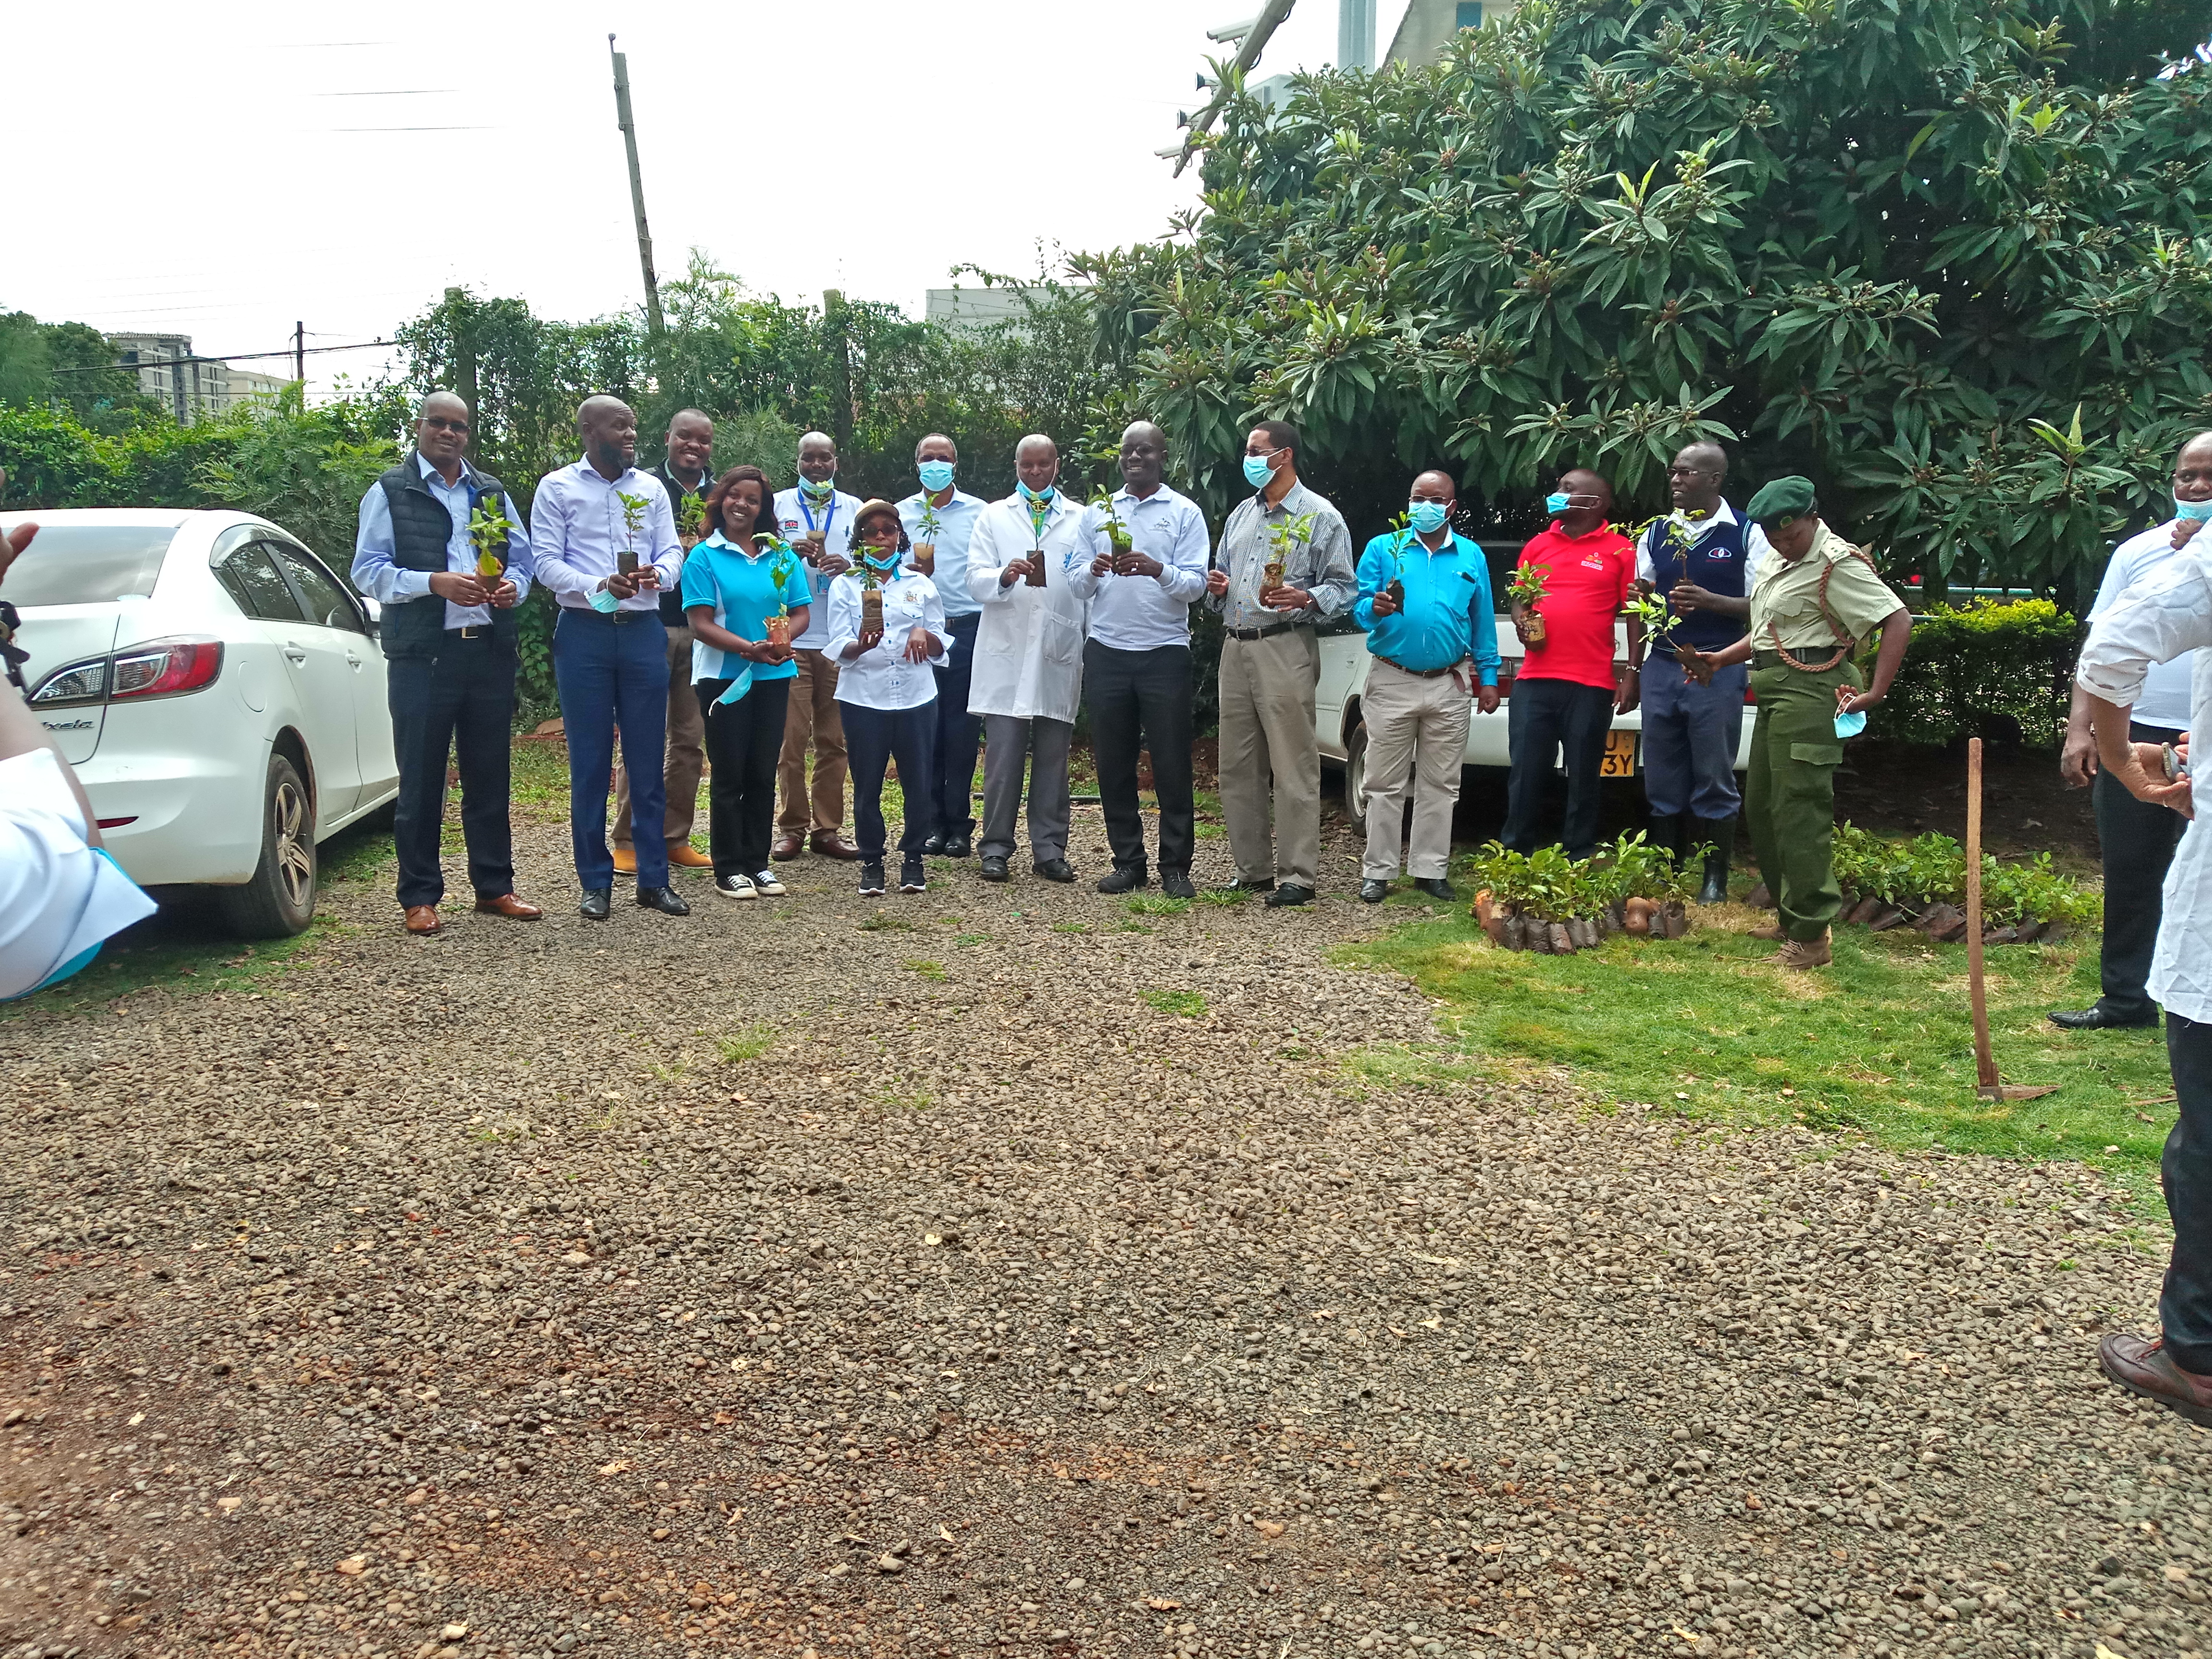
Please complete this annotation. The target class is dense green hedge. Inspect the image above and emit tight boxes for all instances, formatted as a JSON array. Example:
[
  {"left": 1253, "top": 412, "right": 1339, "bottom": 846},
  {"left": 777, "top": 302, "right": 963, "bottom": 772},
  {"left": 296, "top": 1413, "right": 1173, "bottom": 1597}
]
[{"left": 1865, "top": 597, "right": 2081, "bottom": 749}]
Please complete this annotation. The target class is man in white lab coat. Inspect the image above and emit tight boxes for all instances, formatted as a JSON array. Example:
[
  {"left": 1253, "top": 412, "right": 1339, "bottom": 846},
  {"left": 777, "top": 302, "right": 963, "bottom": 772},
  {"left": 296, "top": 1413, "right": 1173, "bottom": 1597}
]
[{"left": 966, "top": 434, "right": 1099, "bottom": 883}]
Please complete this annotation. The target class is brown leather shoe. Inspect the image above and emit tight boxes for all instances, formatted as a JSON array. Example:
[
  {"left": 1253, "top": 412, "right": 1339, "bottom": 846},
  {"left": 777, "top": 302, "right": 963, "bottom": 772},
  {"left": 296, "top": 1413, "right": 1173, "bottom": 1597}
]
[
  {"left": 668, "top": 843, "right": 713, "bottom": 869},
  {"left": 1775, "top": 929, "right": 1832, "bottom": 969},
  {"left": 612, "top": 843, "right": 638, "bottom": 875},
  {"left": 475, "top": 893, "right": 544, "bottom": 920},
  {"left": 772, "top": 831, "right": 806, "bottom": 861},
  {"left": 403, "top": 905, "right": 442, "bottom": 935},
  {"left": 812, "top": 830, "right": 862, "bottom": 862},
  {"left": 2100, "top": 1331, "right": 2212, "bottom": 1426}
]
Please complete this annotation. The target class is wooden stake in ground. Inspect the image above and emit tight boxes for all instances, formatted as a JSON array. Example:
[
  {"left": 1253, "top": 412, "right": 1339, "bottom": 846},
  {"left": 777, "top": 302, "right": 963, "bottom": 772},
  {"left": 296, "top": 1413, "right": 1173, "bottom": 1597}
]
[{"left": 1966, "top": 735, "right": 2062, "bottom": 1103}]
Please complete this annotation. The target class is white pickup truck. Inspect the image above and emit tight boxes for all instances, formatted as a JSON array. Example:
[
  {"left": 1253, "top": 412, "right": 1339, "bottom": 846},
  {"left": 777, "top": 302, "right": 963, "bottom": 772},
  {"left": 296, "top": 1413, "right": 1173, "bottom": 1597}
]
[{"left": 1314, "top": 612, "right": 1757, "bottom": 832}]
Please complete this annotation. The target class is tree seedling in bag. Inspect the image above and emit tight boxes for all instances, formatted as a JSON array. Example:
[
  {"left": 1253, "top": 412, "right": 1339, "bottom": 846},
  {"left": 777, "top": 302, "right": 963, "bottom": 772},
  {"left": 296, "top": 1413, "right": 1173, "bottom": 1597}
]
[
  {"left": 911, "top": 497, "right": 941, "bottom": 577},
  {"left": 1507, "top": 562, "right": 1551, "bottom": 643},
  {"left": 616, "top": 490, "right": 651, "bottom": 579},
  {"left": 1263, "top": 510, "right": 1315, "bottom": 593},
  {"left": 676, "top": 492, "right": 707, "bottom": 548},
  {"left": 468, "top": 497, "right": 514, "bottom": 585}
]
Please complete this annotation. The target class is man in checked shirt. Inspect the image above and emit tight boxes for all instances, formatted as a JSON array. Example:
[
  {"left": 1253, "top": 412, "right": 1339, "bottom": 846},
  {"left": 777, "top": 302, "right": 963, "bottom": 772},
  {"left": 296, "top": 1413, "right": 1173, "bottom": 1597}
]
[{"left": 1203, "top": 421, "right": 1358, "bottom": 908}]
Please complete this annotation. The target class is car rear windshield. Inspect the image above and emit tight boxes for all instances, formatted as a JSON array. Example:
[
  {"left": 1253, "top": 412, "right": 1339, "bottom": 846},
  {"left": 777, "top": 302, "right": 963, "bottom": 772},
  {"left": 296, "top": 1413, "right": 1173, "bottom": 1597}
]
[{"left": 0, "top": 522, "right": 177, "bottom": 606}]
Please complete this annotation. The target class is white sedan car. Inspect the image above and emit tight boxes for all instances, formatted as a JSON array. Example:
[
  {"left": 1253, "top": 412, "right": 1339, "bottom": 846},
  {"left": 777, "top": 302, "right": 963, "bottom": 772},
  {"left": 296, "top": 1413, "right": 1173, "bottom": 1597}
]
[
  {"left": 1317, "top": 614, "right": 1756, "bottom": 832},
  {"left": 6, "top": 508, "right": 398, "bottom": 936}
]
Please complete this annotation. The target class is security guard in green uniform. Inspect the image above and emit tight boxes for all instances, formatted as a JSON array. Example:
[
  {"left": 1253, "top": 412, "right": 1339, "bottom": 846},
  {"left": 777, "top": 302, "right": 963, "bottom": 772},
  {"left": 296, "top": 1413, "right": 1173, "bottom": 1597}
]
[{"left": 1677, "top": 478, "right": 1911, "bottom": 968}]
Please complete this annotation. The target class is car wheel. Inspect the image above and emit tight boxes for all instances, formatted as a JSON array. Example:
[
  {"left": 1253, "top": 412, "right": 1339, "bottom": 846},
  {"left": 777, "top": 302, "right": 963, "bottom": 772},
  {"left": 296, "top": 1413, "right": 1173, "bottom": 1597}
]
[
  {"left": 1343, "top": 720, "right": 1369, "bottom": 834},
  {"left": 216, "top": 752, "right": 317, "bottom": 939}
]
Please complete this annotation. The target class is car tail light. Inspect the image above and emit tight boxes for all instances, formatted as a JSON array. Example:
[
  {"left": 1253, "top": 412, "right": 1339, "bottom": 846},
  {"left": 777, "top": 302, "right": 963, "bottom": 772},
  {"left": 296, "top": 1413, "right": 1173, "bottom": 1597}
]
[
  {"left": 28, "top": 658, "right": 109, "bottom": 706},
  {"left": 109, "top": 637, "right": 223, "bottom": 700},
  {"left": 96, "top": 817, "right": 138, "bottom": 830}
]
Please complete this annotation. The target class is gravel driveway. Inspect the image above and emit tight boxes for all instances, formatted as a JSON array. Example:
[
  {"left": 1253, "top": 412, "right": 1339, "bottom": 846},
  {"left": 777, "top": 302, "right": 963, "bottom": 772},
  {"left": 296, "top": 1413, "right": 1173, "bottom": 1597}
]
[{"left": 1, "top": 801, "right": 2205, "bottom": 1659}]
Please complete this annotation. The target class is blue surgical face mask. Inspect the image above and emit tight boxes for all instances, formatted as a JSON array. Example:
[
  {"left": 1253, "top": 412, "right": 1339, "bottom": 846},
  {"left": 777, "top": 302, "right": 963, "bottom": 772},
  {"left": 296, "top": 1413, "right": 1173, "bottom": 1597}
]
[
  {"left": 1243, "top": 453, "right": 1278, "bottom": 491},
  {"left": 1407, "top": 501, "right": 1451, "bottom": 535},
  {"left": 1545, "top": 492, "right": 1572, "bottom": 516},
  {"left": 916, "top": 459, "right": 955, "bottom": 493},
  {"left": 861, "top": 547, "right": 902, "bottom": 573},
  {"left": 2179, "top": 494, "right": 2212, "bottom": 524},
  {"left": 1017, "top": 480, "right": 1057, "bottom": 505},
  {"left": 799, "top": 473, "right": 834, "bottom": 499}
]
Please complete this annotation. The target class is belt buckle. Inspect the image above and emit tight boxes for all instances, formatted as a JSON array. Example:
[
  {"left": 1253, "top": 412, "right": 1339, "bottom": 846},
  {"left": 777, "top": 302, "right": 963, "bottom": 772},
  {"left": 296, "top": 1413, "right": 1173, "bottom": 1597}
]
[{"left": 458, "top": 624, "right": 487, "bottom": 640}]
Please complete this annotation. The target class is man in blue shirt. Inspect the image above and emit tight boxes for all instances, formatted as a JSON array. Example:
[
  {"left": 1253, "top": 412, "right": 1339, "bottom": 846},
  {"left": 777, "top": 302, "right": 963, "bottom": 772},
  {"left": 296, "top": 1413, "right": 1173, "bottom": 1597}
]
[
  {"left": 897, "top": 434, "right": 988, "bottom": 858},
  {"left": 1635, "top": 442, "right": 1766, "bottom": 903},
  {"left": 1351, "top": 468, "right": 1500, "bottom": 902},
  {"left": 352, "top": 391, "right": 538, "bottom": 935}
]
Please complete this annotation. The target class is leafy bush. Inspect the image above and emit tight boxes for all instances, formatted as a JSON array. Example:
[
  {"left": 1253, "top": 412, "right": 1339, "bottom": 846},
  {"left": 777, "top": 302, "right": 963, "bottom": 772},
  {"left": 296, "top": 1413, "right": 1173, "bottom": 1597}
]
[
  {"left": 1075, "top": 0, "right": 2212, "bottom": 583},
  {"left": 1465, "top": 833, "right": 1689, "bottom": 922},
  {"left": 1866, "top": 598, "right": 2082, "bottom": 748}
]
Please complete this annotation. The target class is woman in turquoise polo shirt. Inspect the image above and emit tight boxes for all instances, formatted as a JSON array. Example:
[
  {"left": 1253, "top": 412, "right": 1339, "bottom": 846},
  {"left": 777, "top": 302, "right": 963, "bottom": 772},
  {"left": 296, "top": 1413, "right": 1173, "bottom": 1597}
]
[{"left": 682, "top": 465, "right": 814, "bottom": 901}]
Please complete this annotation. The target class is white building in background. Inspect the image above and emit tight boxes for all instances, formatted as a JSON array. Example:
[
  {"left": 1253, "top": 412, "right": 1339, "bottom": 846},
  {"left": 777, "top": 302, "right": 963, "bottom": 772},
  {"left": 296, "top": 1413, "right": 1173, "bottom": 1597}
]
[
  {"left": 924, "top": 288, "right": 1083, "bottom": 331},
  {"left": 1385, "top": 0, "right": 1514, "bottom": 62},
  {"left": 110, "top": 333, "right": 288, "bottom": 424}
]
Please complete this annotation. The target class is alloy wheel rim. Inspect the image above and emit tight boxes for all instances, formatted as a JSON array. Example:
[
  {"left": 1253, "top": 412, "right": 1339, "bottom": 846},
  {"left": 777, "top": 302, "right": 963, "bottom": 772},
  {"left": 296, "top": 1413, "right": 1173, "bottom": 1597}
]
[{"left": 274, "top": 778, "right": 313, "bottom": 911}]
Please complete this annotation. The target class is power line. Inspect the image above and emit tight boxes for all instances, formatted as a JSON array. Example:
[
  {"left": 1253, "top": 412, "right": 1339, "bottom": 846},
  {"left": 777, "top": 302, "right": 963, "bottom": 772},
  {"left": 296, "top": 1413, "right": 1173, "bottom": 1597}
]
[{"left": 47, "top": 339, "right": 397, "bottom": 377}]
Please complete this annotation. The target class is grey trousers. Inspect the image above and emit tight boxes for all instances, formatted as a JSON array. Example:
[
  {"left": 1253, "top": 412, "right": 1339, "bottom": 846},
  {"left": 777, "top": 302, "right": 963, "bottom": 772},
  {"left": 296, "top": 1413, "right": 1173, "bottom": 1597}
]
[
  {"left": 980, "top": 712, "right": 1073, "bottom": 863},
  {"left": 1360, "top": 658, "right": 1471, "bottom": 880},
  {"left": 1218, "top": 628, "right": 1322, "bottom": 889}
]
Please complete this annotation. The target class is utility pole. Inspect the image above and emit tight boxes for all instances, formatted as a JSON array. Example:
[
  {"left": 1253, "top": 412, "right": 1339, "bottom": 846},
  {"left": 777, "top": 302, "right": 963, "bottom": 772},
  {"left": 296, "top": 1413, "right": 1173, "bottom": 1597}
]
[
  {"left": 294, "top": 321, "right": 306, "bottom": 390},
  {"left": 608, "top": 35, "right": 665, "bottom": 336}
]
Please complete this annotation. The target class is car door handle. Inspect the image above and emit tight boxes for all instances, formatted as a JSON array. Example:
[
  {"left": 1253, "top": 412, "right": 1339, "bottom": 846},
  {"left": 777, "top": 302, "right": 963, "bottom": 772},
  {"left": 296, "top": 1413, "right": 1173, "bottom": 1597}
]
[
  {"left": 344, "top": 652, "right": 362, "bottom": 669},
  {"left": 282, "top": 643, "right": 308, "bottom": 664}
]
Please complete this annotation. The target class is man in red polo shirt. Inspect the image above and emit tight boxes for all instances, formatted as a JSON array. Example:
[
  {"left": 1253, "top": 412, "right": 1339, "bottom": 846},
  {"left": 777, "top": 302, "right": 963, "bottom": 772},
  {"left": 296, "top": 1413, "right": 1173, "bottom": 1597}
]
[{"left": 1502, "top": 467, "right": 1642, "bottom": 859}]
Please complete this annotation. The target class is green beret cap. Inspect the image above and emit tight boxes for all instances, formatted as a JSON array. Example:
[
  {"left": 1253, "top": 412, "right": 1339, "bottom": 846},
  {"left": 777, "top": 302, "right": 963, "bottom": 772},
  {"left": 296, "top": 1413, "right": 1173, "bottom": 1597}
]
[{"left": 1745, "top": 475, "right": 1815, "bottom": 524}]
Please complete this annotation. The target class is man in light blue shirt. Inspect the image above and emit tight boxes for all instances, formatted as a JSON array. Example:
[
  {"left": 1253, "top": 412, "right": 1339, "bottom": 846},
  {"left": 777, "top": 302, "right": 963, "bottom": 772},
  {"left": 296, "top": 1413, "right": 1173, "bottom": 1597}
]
[
  {"left": 1083, "top": 421, "right": 1211, "bottom": 898},
  {"left": 529, "top": 395, "right": 689, "bottom": 920},
  {"left": 898, "top": 433, "right": 989, "bottom": 858},
  {"left": 2052, "top": 430, "right": 2212, "bottom": 1030},
  {"left": 352, "top": 391, "right": 538, "bottom": 935},
  {"left": 1350, "top": 467, "right": 1500, "bottom": 903}
]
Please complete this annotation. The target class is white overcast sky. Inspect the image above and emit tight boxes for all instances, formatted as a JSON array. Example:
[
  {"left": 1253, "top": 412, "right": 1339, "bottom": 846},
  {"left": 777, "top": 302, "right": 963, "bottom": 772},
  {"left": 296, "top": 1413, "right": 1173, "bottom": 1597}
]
[{"left": 7, "top": 0, "right": 1412, "bottom": 399}]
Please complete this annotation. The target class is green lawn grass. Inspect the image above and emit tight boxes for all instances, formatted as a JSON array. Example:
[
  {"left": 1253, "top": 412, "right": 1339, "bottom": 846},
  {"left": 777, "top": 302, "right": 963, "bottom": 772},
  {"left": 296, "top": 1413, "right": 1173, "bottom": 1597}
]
[{"left": 1340, "top": 902, "right": 2174, "bottom": 1211}]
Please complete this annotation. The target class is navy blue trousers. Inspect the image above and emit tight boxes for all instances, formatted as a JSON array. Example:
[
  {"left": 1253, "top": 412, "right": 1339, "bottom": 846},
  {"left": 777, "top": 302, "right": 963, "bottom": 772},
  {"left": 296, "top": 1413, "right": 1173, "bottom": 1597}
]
[
  {"left": 553, "top": 609, "right": 670, "bottom": 890},
  {"left": 2164, "top": 1013, "right": 2212, "bottom": 1371},
  {"left": 386, "top": 637, "right": 516, "bottom": 908},
  {"left": 1639, "top": 653, "right": 1747, "bottom": 819},
  {"left": 929, "top": 611, "right": 984, "bottom": 839},
  {"left": 843, "top": 700, "right": 938, "bottom": 859}
]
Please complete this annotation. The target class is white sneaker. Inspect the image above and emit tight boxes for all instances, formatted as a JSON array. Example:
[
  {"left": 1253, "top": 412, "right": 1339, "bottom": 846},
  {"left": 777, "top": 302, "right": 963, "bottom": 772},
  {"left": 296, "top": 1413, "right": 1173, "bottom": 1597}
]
[
  {"left": 715, "top": 873, "right": 757, "bottom": 901},
  {"left": 751, "top": 869, "right": 786, "bottom": 897}
]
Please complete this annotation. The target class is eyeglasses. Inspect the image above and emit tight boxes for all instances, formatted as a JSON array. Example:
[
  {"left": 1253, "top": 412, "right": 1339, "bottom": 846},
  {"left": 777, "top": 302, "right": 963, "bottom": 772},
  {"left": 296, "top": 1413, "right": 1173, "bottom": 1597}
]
[{"left": 422, "top": 416, "right": 471, "bottom": 434}]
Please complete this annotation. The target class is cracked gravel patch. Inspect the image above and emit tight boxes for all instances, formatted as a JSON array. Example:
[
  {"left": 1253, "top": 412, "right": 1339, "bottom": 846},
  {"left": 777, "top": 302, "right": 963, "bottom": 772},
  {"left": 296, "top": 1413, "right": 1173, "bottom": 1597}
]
[{"left": 1, "top": 807, "right": 2208, "bottom": 1659}]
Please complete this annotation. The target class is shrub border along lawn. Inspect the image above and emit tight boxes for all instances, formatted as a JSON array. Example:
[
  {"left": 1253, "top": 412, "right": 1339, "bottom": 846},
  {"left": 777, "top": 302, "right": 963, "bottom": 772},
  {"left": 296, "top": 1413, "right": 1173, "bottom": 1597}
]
[{"left": 1337, "top": 893, "right": 2175, "bottom": 1223}]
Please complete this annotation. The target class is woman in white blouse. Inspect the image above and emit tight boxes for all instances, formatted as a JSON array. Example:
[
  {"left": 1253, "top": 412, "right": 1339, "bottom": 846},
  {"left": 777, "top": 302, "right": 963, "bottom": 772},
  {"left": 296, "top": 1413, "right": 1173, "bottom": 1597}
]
[{"left": 826, "top": 501, "right": 953, "bottom": 897}]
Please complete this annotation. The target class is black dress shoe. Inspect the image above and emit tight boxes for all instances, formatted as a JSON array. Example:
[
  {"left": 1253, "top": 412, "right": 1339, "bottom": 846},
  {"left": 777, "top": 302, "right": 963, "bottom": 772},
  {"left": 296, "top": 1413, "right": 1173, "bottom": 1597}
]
[
  {"left": 1412, "top": 877, "right": 1455, "bottom": 901},
  {"left": 1160, "top": 869, "right": 1196, "bottom": 900},
  {"left": 1214, "top": 877, "right": 1275, "bottom": 895},
  {"left": 922, "top": 833, "right": 948, "bottom": 856},
  {"left": 637, "top": 884, "right": 690, "bottom": 916},
  {"left": 1096, "top": 865, "right": 1148, "bottom": 895},
  {"left": 1264, "top": 883, "right": 1315, "bottom": 908},
  {"left": 1360, "top": 879, "right": 1389, "bottom": 904},
  {"left": 2049, "top": 1006, "right": 2160, "bottom": 1031},
  {"left": 978, "top": 855, "right": 1010, "bottom": 882},
  {"left": 944, "top": 833, "right": 973, "bottom": 859},
  {"left": 1034, "top": 858, "right": 1077, "bottom": 883},
  {"left": 579, "top": 887, "right": 612, "bottom": 920}
]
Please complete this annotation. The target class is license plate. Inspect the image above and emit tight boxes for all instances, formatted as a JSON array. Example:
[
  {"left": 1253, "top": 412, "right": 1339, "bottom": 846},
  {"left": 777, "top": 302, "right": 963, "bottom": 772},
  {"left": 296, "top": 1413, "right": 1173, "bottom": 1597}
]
[{"left": 1600, "top": 731, "right": 1638, "bottom": 777}]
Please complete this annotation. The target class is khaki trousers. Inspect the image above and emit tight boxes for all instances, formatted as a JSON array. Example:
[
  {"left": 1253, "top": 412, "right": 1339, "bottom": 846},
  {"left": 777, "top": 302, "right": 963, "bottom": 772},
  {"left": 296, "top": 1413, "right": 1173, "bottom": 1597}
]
[
  {"left": 1359, "top": 658, "right": 1470, "bottom": 880},
  {"left": 612, "top": 624, "right": 704, "bottom": 850},
  {"left": 776, "top": 647, "right": 849, "bottom": 835},
  {"left": 1217, "top": 628, "right": 1322, "bottom": 889}
]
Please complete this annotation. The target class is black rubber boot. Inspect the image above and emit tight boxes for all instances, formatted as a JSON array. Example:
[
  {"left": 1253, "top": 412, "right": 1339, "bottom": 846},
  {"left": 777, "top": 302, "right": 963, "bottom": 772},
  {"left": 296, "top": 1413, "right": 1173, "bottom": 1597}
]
[
  {"left": 1695, "top": 816, "right": 1736, "bottom": 904},
  {"left": 1647, "top": 812, "right": 1688, "bottom": 867}
]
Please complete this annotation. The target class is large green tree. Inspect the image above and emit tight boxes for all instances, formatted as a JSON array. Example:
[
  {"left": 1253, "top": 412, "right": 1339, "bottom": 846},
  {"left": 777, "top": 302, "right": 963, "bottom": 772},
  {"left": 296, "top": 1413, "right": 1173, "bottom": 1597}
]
[{"left": 1077, "top": 0, "right": 2212, "bottom": 594}]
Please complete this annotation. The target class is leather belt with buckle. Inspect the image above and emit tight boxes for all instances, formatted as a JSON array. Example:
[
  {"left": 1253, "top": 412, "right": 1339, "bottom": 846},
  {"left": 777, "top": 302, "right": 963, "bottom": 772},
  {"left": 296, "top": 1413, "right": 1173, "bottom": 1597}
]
[
  {"left": 456, "top": 624, "right": 491, "bottom": 640},
  {"left": 1227, "top": 619, "right": 1307, "bottom": 642},
  {"left": 1376, "top": 654, "right": 1464, "bottom": 679}
]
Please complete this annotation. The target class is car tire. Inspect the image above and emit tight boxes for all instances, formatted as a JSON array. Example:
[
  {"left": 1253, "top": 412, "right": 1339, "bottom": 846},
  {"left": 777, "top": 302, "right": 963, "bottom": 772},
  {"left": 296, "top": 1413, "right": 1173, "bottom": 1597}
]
[
  {"left": 216, "top": 752, "right": 317, "bottom": 939},
  {"left": 1343, "top": 720, "right": 1369, "bottom": 834}
]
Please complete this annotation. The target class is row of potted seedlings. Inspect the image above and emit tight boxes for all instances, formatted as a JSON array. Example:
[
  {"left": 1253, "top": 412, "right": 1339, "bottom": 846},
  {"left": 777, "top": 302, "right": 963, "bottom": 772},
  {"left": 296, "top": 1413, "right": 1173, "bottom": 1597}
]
[
  {"left": 1469, "top": 835, "right": 1697, "bottom": 954},
  {"left": 1828, "top": 825, "right": 2099, "bottom": 947}
]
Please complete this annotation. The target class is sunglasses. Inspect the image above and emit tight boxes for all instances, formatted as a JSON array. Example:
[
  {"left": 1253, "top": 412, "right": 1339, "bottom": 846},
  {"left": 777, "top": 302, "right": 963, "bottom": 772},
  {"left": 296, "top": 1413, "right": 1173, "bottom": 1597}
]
[{"left": 422, "top": 416, "right": 472, "bottom": 434}]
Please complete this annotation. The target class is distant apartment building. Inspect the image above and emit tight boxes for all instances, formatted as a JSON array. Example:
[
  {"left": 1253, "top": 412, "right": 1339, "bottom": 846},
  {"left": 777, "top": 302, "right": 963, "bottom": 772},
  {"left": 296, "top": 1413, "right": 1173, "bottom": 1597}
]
[
  {"left": 111, "top": 333, "right": 289, "bottom": 424},
  {"left": 1385, "top": 0, "right": 1514, "bottom": 62}
]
